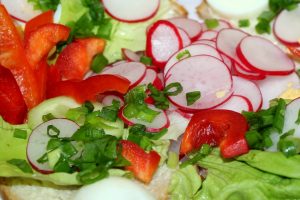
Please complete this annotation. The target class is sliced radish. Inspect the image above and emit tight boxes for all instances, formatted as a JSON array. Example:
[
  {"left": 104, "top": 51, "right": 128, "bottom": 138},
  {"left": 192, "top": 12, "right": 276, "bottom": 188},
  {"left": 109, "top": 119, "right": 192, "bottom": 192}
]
[
  {"left": 119, "top": 104, "right": 170, "bottom": 132},
  {"left": 274, "top": 6, "right": 300, "bottom": 46},
  {"left": 201, "top": 19, "right": 232, "bottom": 31},
  {"left": 1, "top": 0, "right": 41, "bottom": 22},
  {"left": 167, "top": 17, "right": 202, "bottom": 41},
  {"left": 122, "top": 48, "right": 141, "bottom": 62},
  {"left": 101, "top": 62, "right": 146, "bottom": 87},
  {"left": 193, "top": 39, "right": 216, "bottom": 48},
  {"left": 112, "top": 60, "right": 128, "bottom": 67},
  {"left": 237, "top": 36, "right": 295, "bottom": 75},
  {"left": 138, "top": 68, "right": 163, "bottom": 89},
  {"left": 197, "top": 30, "right": 218, "bottom": 41},
  {"left": 214, "top": 95, "right": 251, "bottom": 112},
  {"left": 283, "top": 98, "right": 300, "bottom": 137},
  {"left": 164, "top": 44, "right": 223, "bottom": 76},
  {"left": 177, "top": 28, "right": 192, "bottom": 47},
  {"left": 221, "top": 54, "right": 233, "bottom": 71},
  {"left": 232, "top": 76, "right": 262, "bottom": 111},
  {"left": 233, "top": 62, "right": 266, "bottom": 80},
  {"left": 101, "top": 95, "right": 124, "bottom": 107},
  {"left": 166, "top": 55, "right": 233, "bottom": 111},
  {"left": 162, "top": 111, "right": 190, "bottom": 140},
  {"left": 102, "top": 0, "right": 160, "bottom": 23},
  {"left": 26, "top": 119, "right": 79, "bottom": 174},
  {"left": 146, "top": 20, "right": 183, "bottom": 69},
  {"left": 255, "top": 72, "right": 300, "bottom": 109}
]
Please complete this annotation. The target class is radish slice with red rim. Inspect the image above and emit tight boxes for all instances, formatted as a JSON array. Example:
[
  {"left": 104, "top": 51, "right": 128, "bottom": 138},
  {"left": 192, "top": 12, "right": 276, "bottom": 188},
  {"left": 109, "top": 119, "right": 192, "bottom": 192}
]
[
  {"left": 101, "top": 95, "right": 124, "bottom": 107},
  {"left": 166, "top": 55, "right": 233, "bottom": 111},
  {"left": 138, "top": 68, "right": 163, "bottom": 90},
  {"left": 214, "top": 95, "right": 251, "bottom": 112},
  {"left": 232, "top": 62, "right": 266, "bottom": 80},
  {"left": 122, "top": 48, "right": 141, "bottom": 62},
  {"left": 26, "top": 119, "right": 79, "bottom": 174},
  {"left": 177, "top": 28, "right": 192, "bottom": 47},
  {"left": 237, "top": 36, "right": 295, "bottom": 75},
  {"left": 167, "top": 17, "right": 202, "bottom": 41},
  {"left": 201, "top": 19, "right": 232, "bottom": 31},
  {"left": 273, "top": 6, "right": 300, "bottom": 46},
  {"left": 102, "top": 62, "right": 146, "bottom": 87},
  {"left": 119, "top": 104, "right": 170, "bottom": 132},
  {"left": 1, "top": 0, "right": 41, "bottom": 22},
  {"left": 221, "top": 54, "right": 233, "bottom": 71},
  {"left": 193, "top": 39, "right": 216, "bottom": 48},
  {"left": 102, "top": 0, "right": 160, "bottom": 23},
  {"left": 197, "top": 30, "right": 218, "bottom": 41},
  {"left": 111, "top": 60, "right": 128, "bottom": 67},
  {"left": 164, "top": 44, "right": 223, "bottom": 77},
  {"left": 146, "top": 20, "right": 183, "bottom": 69},
  {"left": 232, "top": 76, "right": 263, "bottom": 111},
  {"left": 255, "top": 72, "right": 300, "bottom": 109}
]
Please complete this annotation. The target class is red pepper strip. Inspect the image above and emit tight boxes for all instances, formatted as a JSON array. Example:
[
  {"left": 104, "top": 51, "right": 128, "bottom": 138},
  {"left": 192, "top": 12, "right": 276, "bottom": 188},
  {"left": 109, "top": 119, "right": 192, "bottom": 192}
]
[
  {"left": 46, "top": 74, "right": 131, "bottom": 103},
  {"left": 0, "top": 5, "right": 41, "bottom": 108},
  {"left": 120, "top": 140, "right": 161, "bottom": 183},
  {"left": 24, "top": 23, "right": 70, "bottom": 69},
  {"left": 0, "top": 65, "right": 27, "bottom": 124},
  {"left": 180, "top": 109, "right": 249, "bottom": 158},
  {"left": 24, "top": 10, "right": 54, "bottom": 40}
]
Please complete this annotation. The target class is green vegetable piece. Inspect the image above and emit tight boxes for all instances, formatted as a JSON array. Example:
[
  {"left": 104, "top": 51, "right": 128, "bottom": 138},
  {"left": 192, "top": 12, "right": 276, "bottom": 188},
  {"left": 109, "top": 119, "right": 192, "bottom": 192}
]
[
  {"left": 255, "top": 20, "right": 271, "bottom": 34},
  {"left": 186, "top": 91, "right": 201, "bottom": 106},
  {"left": 28, "top": 0, "right": 60, "bottom": 11},
  {"left": 47, "top": 125, "right": 60, "bottom": 138},
  {"left": 258, "top": 10, "right": 276, "bottom": 22},
  {"left": 77, "top": 166, "right": 109, "bottom": 184},
  {"left": 91, "top": 54, "right": 108, "bottom": 73},
  {"left": 238, "top": 19, "right": 250, "bottom": 27},
  {"left": 204, "top": 18, "right": 219, "bottom": 29},
  {"left": 47, "top": 138, "right": 62, "bottom": 151},
  {"left": 147, "top": 83, "right": 169, "bottom": 110},
  {"left": 295, "top": 110, "right": 300, "bottom": 124},
  {"left": 53, "top": 155, "right": 72, "bottom": 173},
  {"left": 97, "top": 100, "right": 120, "bottom": 122},
  {"left": 42, "top": 113, "right": 55, "bottom": 122},
  {"left": 140, "top": 56, "right": 152, "bottom": 65},
  {"left": 7, "top": 159, "right": 33, "bottom": 174},
  {"left": 164, "top": 82, "right": 183, "bottom": 96},
  {"left": 176, "top": 50, "right": 191, "bottom": 60},
  {"left": 180, "top": 144, "right": 212, "bottom": 168},
  {"left": 167, "top": 151, "right": 179, "bottom": 169},
  {"left": 273, "top": 98, "right": 286, "bottom": 133},
  {"left": 13, "top": 129, "right": 27, "bottom": 139},
  {"left": 71, "top": 124, "right": 105, "bottom": 142},
  {"left": 37, "top": 153, "right": 49, "bottom": 164}
]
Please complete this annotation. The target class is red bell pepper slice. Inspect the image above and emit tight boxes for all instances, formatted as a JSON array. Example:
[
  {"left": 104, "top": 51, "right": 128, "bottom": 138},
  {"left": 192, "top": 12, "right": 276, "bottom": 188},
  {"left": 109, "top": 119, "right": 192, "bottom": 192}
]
[
  {"left": 55, "top": 38, "right": 106, "bottom": 80},
  {"left": 180, "top": 109, "right": 249, "bottom": 158},
  {"left": 46, "top": 74, "right": 130, "bottom": 103},
  {"left": 24, "top": 23, "right": 70, "bottom": 69},
  {"left": 0, "top": 5, "right": 41, "bottom": 109},
  {"left": 288, "top": 46, "right": 300, "bottom": 60},
  {"left": 0, "top": 65, "right": 27, "bottom": 124},
  {"left": 120, "top": 140, "right": 161, "bottom": 183},
  {"left": 24, "top": 10, "right": 54, "bottom": 40}
]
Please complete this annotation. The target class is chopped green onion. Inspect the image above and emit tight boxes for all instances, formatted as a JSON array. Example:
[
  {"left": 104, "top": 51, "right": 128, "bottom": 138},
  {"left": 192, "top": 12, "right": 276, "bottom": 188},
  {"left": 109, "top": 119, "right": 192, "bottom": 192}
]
[
  {"left": 281, "top": 129, "right": 295, "bottom": 139},
  {"left": 295, "top": 110, "right": 300, "bottom": 125},
  {"left": 258, "top": 11, "right": 276, "bottom": 22},
  {"left": 83, "top": 101, "right": 95, "bottom": 113},
  {"left": 176, "top": 50, "right": 191, "bottom": 60},
  {"left": 7, "top": 159, "right": 33, "bottom": 174},
  {"left": 164, "top": 82, "right": 183, "bottom": 96},
  {"left": 42, "top": 113, "right": 55, "bottom": 122},
  {"left": 77, "top": 166, "right": 109, "bottom": 184},
  {"left": 47, "top": 138, "right": 62, "bottom": 151},
  {"left": 97, "top": 100, "right": 120, "bottom": 122},
  {"left": 180, "top": 144, "right": 212, "bottom": 168},
  {"left": 53, "top": 155, "right": 72, "bottom": 173},
  {"left": 273, "top": 98, "right": 286, "bottom": 133},
  {"left": 37, "top": 153, "right": 49, "bottom": 164},
  {"left": 13, "top": 129, "right": 27, "bottom": 139},
  {"left": 148, "top": 83, "right": 169, "bottom": 110},
  {"left": 140, "top": 56, "right": 152, "bottom": 65},
  {"left": 186, "top": 91, "right": 201, "bottom": 106},
  {"left": 61, "top": 142, "right": 78, "bottom": 158},
  {"left": 204, "top": 18, "right": 219, "bottom": 29},
  {"left": 238, "top": 19, "right": 250, "bottom": 27},
  {"left": 255, "top": 20, "right": 271, "bottom": 34},
  {"left": 91, "top": 54, "right": 109, "bottom": 73},
  {"left": 47, "top": 125, "right": 60, "bottom": 138}
]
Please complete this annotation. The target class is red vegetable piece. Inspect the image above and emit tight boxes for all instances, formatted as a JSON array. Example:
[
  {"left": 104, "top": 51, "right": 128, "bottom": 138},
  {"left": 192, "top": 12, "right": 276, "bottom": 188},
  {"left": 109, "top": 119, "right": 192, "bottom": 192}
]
[
  {"left": 180, "top": 109, "right": 249, "bottom": 158},
  {"left": 55, "top": 38, "right": 105, "bottom": 80},
  {"left": 0, "top": 65, "right": 27, "bottom": 124},
  {"left": 47, "top": 74, "right": 130, "bottom": 103},
  {"left": 120, "top": 140, "right": 160, "bottom": 183}
]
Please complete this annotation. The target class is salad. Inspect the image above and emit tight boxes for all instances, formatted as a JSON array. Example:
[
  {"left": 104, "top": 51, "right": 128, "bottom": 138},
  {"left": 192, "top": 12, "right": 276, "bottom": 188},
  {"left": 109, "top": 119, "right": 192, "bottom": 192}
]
[{"left": 1, "top": 0, "right": 300, "bottom": 199}]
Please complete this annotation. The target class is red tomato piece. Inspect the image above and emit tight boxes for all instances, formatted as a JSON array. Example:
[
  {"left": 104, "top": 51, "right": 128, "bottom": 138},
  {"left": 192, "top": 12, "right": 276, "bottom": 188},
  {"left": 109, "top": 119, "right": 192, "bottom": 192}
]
[
  {"left": 120, "top": 140, "right": 161, "bottom": 183},
  {"left": 46, "top": 74, "right": 130, "bottom": 103},
  {"left": 180, "top": 109, "right": 249, "bottom": 158},
  {"left": 0, "top": 65, "right": 27, "bottom": 124},
  {"left": 24, "top": 10, "right": 54, "bottom": 40},
  {"left": 288, "top": 46, "right": 300, "bottom": 59},
  {"left": 55, "top": 38, "right": 106, "bottom": 80}
]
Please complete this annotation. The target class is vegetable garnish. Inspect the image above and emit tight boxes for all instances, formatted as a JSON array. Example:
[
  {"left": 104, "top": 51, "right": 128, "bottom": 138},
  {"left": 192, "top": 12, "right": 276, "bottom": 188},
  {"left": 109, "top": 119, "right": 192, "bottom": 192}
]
[
  {"left": 186, "top": 91, "right": 201, "bottom": 106},
  {"left": 238, "top": 19, "right": 251, "bottom": 27},
  {"left": 295, "top": 109, "right": 300, "bottom": 124},
  {"left": 13, "top": 129, "right": 28, "bottom": 140},
  {"left": 7, "top": 159, "right": 33, "bottom": 174},
  {"left": 204, "top": 18, "right": 219, "bottom": 29},
  {"left": 42, "top": 113, "right": 56, "bottom": 122},
  {"left": 91, "top": 54, "right": 109, "bottom": 73},
  {"left": 140, "top": 56, "right": 153, "bottom": 66},
  {"left": 176, "top": 49, "right": 191, "bottom": 60},
  {"left": 180, "top": 144, "right": 212, "bottom": 168},
  {"left": 29, "top": 0, "right": 60, "bottom": 11}
]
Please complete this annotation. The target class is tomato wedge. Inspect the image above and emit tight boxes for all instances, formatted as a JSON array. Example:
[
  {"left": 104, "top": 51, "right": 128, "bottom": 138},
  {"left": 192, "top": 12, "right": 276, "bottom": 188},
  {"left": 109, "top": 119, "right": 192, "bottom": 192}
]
[
  {"left": 47, "top": 74, "right": 130, "bottom": 103},
  {"left": 120, "top": 140, "right": 160, "bottom": 183},
  {"left": 180, "top": 109, "right": 249, "bottom": 158}
]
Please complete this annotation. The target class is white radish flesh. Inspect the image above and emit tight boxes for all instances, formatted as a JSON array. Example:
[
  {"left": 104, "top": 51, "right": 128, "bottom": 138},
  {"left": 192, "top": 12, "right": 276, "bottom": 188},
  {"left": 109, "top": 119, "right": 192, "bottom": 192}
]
[
  {"left": 283, "top": 98, "right": 300, "bottom": 137},
  {"left": 201, "top": 19, "right": 232, "bottom": 31},
  {"left": 166, "top": 55, "right": 233, "bottom": 111},
  {"left": 168, "top": 17, "right": 202, "bottom": 41},
  {"left": 214, "top": 95, "right": 251, "bottom": 113},
  {"left": 119, "top": 105, "right": 170, "bottom": 132},
  {"left": 193, "top": 39, "right": 216, "bottom": 48},
  {"left": 237, "top": 36, "right": 295, "bottom": 75},
  {"left": 122, "top": 48, "right": 141, "bottom": 62},
  {"left": 274, "top": 6, "right": 300, "bottom": 46},
  {"left": 27, "top": 119, "right": 79, "bottom": 174},
  {"left": 138, "top": 69, "right": 163, "bottom": 89},
  {"left": 233, "top": 62, "right": 266, "bottom": 80},
  {"left": 177, "top": 28, "right": 191, "bottom": 47},
  {"left": 255, "top": 73, "right": 300, "bottom": 109},
  {"left": 232, "top": 76, "right": 263, "bottom": 111},
  {"left": 164, "top": 44, "right": 223, "bottom": 76},
  {"left": 1, "top": 0, "right": 41, "bottom": 22},
  {"left": 102, "top": 0, "right": 159, "bottom": 23},
  {"left": 102, "top": 62, "right": 146, "bottom": 87},
  {"left": 197, "top": 30, "right": 218, "bottom": 41},
  {"left": 146, "top": 20, "right": 182, "bottom": 68}
]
